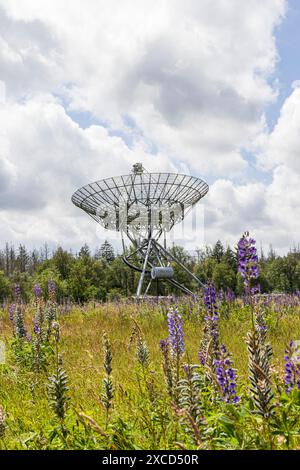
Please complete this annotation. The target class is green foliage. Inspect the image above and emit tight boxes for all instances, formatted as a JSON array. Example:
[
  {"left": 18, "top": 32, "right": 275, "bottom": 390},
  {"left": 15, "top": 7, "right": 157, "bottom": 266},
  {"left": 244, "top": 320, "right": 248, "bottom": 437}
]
[
  {"left": 33, "top": 267, "right": 66, "bottom": 300},
  {"left": 47, "top": 365, "right": 70, "bottom": 422},
  {"left": 0, "top": 242, "right": 299, "bottom": 302},
  {"left": 265, "top": 255, "right": 300, "bottom": 292},
  {"left": 52, "top": 247, "right": 73, "bottom": 280},
  {"left": 96, "top": 240, "right": 115, "bottom": 263},
  {"left": 0, "top": 270, "right": 11, "bottom": 301},
  {"left": 212, "top": 262, "right": 236, "bottom": 291}
]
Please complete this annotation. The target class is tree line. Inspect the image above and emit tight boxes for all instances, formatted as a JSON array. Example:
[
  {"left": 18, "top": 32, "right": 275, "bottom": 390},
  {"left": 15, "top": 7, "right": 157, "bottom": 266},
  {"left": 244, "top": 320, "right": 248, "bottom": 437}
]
[{"left": 0, "top": 239, "right": 299, "bottom": 302}]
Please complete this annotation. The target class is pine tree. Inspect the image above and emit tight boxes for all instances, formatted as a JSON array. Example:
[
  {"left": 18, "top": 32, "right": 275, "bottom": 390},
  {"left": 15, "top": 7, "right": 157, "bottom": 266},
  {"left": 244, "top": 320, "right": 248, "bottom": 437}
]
[
  {"left": 17, "top": 245, "right": 28, "bottom": 272},
  {"left": 97, "top": 240, "right": 115, "bottom": 263},
  {"left": 211, "top": 240, "right": 224, "bottom": 263},
  {"left": 79, "top": 244, "right": 91, "bottom": 259}
]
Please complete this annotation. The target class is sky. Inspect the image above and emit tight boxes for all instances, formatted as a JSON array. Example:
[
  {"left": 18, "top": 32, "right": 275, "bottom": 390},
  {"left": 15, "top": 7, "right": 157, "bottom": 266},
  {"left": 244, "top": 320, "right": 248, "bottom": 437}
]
[{"left": 0, "top": 0, "right": 299, "bottom": 255}]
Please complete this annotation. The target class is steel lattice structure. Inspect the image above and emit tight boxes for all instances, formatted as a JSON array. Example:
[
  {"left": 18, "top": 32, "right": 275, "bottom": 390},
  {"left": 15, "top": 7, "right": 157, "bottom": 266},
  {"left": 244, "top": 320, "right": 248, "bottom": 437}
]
[{"left": 72, "top": 163, "right": 209, "bottom": 298}]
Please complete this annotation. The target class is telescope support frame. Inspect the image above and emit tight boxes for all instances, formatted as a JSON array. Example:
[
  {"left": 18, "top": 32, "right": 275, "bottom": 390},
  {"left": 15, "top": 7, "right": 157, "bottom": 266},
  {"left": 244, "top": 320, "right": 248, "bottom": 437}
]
[{"left": 122, "top": 231, "right": 204, "bottom": 299}]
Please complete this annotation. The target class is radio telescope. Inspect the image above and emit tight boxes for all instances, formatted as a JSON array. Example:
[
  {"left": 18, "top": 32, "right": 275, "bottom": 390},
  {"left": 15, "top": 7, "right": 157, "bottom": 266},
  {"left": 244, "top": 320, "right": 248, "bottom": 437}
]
[{"left": 72, "top": 163, "right": 209, "bottom": 298}]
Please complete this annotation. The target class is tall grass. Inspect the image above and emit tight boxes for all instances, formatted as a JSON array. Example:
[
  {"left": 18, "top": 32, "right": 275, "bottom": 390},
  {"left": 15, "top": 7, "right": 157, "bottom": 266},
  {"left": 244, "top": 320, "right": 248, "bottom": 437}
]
[{"left": 0, "top": 295, "right": 300, "bottom": 449}]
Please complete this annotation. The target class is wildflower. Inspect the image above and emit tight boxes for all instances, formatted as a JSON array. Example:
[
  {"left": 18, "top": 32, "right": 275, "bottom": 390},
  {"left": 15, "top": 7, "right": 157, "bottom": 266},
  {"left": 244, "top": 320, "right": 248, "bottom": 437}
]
[
  {"left": 14, "top": 284, "right": 21, "bottom": 299},
  {"left": 101, "top": 332, "right": 114, "bottom": 424},
  {"left": 160, "top": 339, "right": 173, "bottom": 396},
  {"left": 52, "top": 321, "right": 60, "bottom": 343},
  {"left": 14, "top": 304, "right": 27, "bottom": 339},
  {"left": 227, "top": 289, "right": 235, "bottom": 303},
  {"left": 32, "top": 319, "right": 43, "bottom": 372},
  {"left": 199, "top": 282, "right": 219, "bottom": 365},
  {"left": 165, "top": 309, "right": 185, "bottom": 401},
  {"left": 284, "top": 340, "right": 300, "bottom": 393},
  {"left": 103, "top": 332, "right": 113, "bottom": 376},
  {"left": 167, "top": 308, "right": 185, "bottom": 358},
  {"left": 136, "top": 339, "right": 150, "bottom": 368},
  {"left": 199, "top": 351, "right": 206, "bottom": 366},
  {"left": 213, "top": 345, "right": 239, "bottom": 404},
  {"left": 238, "top": 232, "right": 260, "bottom": 308},
  {"left": 246, "top": 309, "right": 274, "bottom": 419},
  {"left": 9, "top": 303, "right": 16, "bottom": 322},
  {"left": 178, "top": 364, "right": 205, "bottom": 423},
  {"left": 129, "top": 319, "right": 150, "bottom": 368},
  {"left": 34, "top": 283, "right": 43, "bottom": 298},
  {"left": 203, "top": 283, "right": 219, "bottom": 349},
  {"left": 47, "top": 320, "right": 69, "bottom": 423},
  {"left": 47, "top": 363, "right": 69, "bottom": 422},
  {"left": 45, "top": 289, "right": 58, "bottom": 341},
  {"left": 237, "top": 232, "right": 274, "bottom": 419},
  {"left": 0, "top": 405, "right": 5, "bottom": 438},
  {"left": 238, "top": 232, "right": 259, "bottom": 293},
  {"left": 48, "top": 280, "right": 57, "bottom": 302},
  {"left": 204, "top": 282, "right": 218, "bottom": 317},
  {"left": 34, "top": 285, "right": 45, "bottom": 331}
]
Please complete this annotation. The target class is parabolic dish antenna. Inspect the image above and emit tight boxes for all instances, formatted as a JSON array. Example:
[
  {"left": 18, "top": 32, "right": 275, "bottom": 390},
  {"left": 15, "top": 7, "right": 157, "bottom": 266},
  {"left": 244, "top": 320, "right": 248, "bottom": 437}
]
[{"left": 72, "top": 163, "right": 209, "bottom": 298}]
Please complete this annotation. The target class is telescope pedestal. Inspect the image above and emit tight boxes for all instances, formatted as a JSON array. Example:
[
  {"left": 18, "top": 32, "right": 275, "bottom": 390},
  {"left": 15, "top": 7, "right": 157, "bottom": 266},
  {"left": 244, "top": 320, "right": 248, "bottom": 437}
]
[{"left": 122, "top": 234, "right": 204, "bottom": 299}]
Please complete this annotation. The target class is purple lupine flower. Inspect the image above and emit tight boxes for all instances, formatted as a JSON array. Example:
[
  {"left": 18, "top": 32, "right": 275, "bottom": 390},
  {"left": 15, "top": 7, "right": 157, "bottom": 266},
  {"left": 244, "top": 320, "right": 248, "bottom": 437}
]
[
  {"left": 199, "top": 351, "right": 206, "bottom": 366},
  {"left": 9, "top": 303, "right": 16, "bottom": 322},
  {"left": 14, "top": 304, "right": 27, "bottom": 338},
  {"left": 48, "top": 280, "right": 56, "bottom": 295},
  {"left": 14, "top": 284, "right": 21, "bottom": 299},
  {"left": 167, "top": 309, "right": 185, "bottom": 358},
  {"left": 159, "top": 338, "right": 173, "bottom": 395},
  {"left": 198, "top": 282, "right": 220, "bottom": 366},
  {"left": 204, "top": 282, "right": 218, "bottom": 317},
  {"left": 48, "top": 280, "right": 57, "bottom": 304},
  {"left": 226, "top": 289, "right": 235, "bottom": 303},
  {"left": 33, "top": 323, "right": 40, "bottom": 335},
  {"left": 214, "top": 344, "right": 240, "bottom": 404},
  {"left": 202, "top": 282, "right": 219, "bottom": 360},
  {"left": 284, "top": 340, "right": 300, "bottom": 393},
  {"left": 238, "top": 232, "right": 259, "bottom": 292},
  {"left": 34, "top": 283, "right": 43, "bottom": 298},
  {"left": 160, "top": 339, "right": 168, "bottom": 353}
]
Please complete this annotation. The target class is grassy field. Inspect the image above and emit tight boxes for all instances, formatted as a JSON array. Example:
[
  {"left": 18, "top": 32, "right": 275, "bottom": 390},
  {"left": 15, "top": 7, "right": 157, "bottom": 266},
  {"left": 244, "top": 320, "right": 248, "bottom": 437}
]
[{"left": 1, "top": 296, "right": 300, "bottom": 450}]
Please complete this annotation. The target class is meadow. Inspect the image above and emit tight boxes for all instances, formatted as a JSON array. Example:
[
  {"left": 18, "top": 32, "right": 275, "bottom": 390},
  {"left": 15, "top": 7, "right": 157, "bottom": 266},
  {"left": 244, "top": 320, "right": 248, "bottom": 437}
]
[{"left": 1, "top": 288, "right": 300, "bottom": 450}]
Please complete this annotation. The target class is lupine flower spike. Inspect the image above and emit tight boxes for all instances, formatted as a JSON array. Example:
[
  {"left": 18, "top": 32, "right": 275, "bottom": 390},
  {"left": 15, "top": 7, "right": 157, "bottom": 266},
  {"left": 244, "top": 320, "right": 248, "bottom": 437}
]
[
  {"left": 284, "top": 341, "right": 300, "bottom": 393},
  {"left": 160, "top": 339, "right": 173, "bottom": 397},
  {"left": 0, "top": 405, "right": 5, "bottom": 438},
  {"left": 12, "top": 284, "right": 26, "bottom": 339},
  {"left": 101, "top": 332, "right": 114, "bottom": 426},
  {"left": 213, "top": 345, "right": 239, "bottom": 404},
  {"left": 199, "top": 282, "right": 219, "bottom": 366},
  {"left": 47, "top": 322, "right": 69, "bottom": 424},
  {"left": 45, "top": 280, "right": 57, "bottom": 341},
  {"left": 167, "top": 308, "right": 185, "bottom": 395},
  {"left": 238, "top": 232, "right": 260, "bottom": 322},
  {"left": 167, "top": 308, "right": 185, "bottom": 359},
  {"left": 238, "top": 232, "right": 274, "bottom": 420}
]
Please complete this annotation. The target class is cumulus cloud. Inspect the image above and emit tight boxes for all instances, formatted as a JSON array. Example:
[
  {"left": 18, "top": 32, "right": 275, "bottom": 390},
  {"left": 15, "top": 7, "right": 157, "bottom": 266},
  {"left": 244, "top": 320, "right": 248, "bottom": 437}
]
[
  {"left": 0, "top": 0, "right": 286, "bottom": 176},
  {"left": 259, "top": 85, "right": 300, "bottom": 173},
  {"left": 0, "top": 6, "right": 63, "bottom": 100},
  {"left": 0, "top": 93, "right": 174, "bottom": 247},
  {"left": 0, "top": 0, "right": 298, "bottom": 253}
]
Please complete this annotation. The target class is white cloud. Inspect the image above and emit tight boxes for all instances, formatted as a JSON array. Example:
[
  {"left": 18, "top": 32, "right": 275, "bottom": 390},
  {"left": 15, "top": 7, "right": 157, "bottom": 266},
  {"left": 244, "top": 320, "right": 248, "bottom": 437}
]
[
  {"left": 0, "top": 0, "right": 286, "bottom": 176},
  {"left": 0, "top": 93, "right": 174, "bottom": 248},
  {"left": 0, "top": 0, "right": 298, "bottom": 254},
  {"left": 259, "top": 86, "right": 300, "bottom": 173}
]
